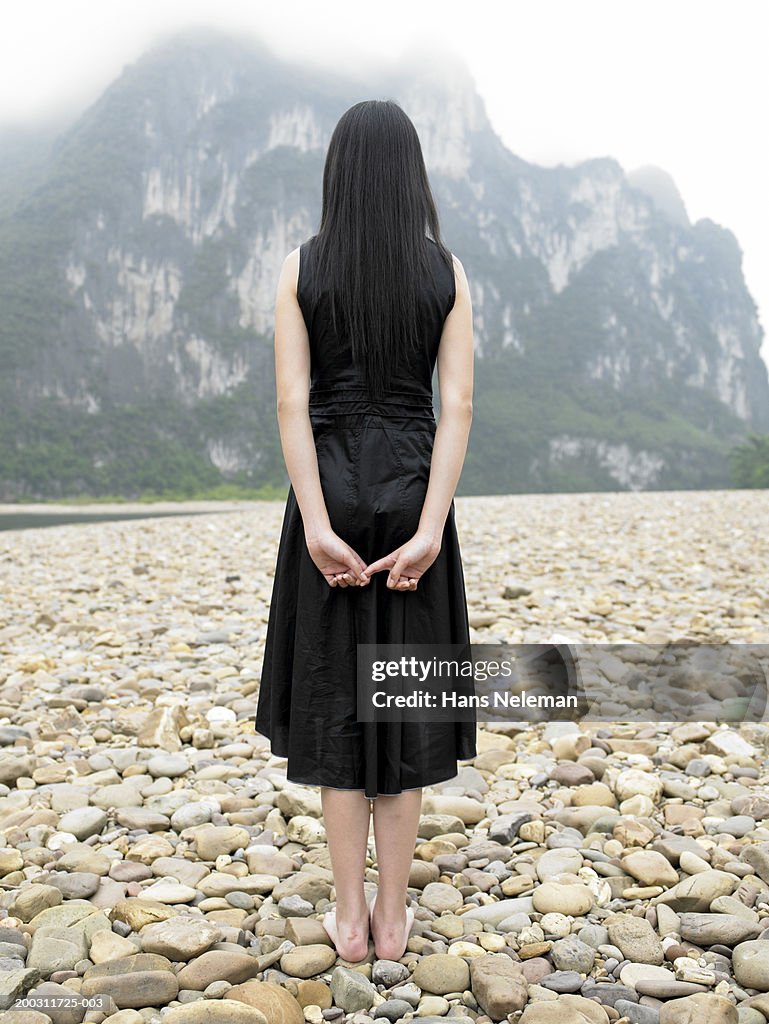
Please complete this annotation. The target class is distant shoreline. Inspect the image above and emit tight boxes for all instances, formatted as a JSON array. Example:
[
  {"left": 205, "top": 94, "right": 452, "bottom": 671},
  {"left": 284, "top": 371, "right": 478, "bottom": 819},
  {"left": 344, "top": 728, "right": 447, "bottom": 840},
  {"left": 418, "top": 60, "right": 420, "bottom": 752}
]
[
  {"left": 0, "top": 499, "right": 276, "bottom": 532},
  {"left": 0, "top": 499, "right": 272, "bottom": 515},
  {"left": 2, "top": 487, "right": 768, "bottom": 520}
]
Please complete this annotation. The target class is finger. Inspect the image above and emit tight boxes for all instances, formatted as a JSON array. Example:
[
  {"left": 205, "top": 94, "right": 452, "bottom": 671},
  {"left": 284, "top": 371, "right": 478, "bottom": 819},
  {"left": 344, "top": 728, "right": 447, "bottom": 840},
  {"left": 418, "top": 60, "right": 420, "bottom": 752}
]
[
  {"left": 333, "top": 546, "right": 367, "bottom": 583},
  {"left": 388, "top": 557, "right": 408, "bottom": 588},
  {"left": 390, "top": 576, "right": 411, "bottom": 590},
  {"left": 361, "top": 553, "right": 395, "bottom": 578},
  {"left": 391, "top": 573, "right": 418, "bottom": 592},
  {"left": 347, "top": 552, "right": 368, "bottom": 582}
]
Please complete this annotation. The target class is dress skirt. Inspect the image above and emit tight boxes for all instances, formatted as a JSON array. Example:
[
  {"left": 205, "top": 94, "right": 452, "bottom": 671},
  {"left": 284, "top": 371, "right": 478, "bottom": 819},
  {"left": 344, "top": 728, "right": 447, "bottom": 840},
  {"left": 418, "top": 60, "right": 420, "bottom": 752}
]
[{"left": 255, "top": 387, "right": 478, "bottom": 799}]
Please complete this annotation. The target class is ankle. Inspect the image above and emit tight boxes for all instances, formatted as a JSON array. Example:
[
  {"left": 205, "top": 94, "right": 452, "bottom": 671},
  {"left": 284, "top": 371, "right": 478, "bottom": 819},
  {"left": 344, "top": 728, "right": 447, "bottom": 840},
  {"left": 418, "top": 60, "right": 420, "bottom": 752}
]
[
  {"left": 334, "top": 897, "right": 368, "bottom": 921},
  {"left": 372, "top": 893, "right": 408, "bottom": 918}
]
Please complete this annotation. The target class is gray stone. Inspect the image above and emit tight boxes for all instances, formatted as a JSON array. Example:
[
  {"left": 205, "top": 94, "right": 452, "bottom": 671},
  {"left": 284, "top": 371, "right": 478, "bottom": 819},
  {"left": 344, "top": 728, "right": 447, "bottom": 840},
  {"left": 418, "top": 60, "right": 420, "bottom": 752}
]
[
  {"left": 540, "top": 970, "right": 583, "bottom": 993},
  {"left": 615, "top": 1000, "right": 661, "bottom": 1023},
  {"left": 580, "top": 979, "right": 639, "bottom": 1006},
  {"left": 652, "top": 836, "right": 710, "bottom": 865},
  {"left": 577, "top": 924, "right": 610, "bottom": 949},
  {"left": 655, "top": 870, "right": 738, "bottom": 912},
  {"left": 550, "top": 936, "right": 596, "bottom": 974},
  {"left": 741, "top": 844, "right": 769, "bottom": 884},
  {"left": 371, "top": 960, "right": 409, "bottom": 987},
  {"left": 488, "top": 812, "right": 533, "bottom": 844},
  {"left": 536, "top": 848, "right": 583, "bottom": 881},
  {"left": 0, "top": 754, "right": 33, "bottom": 787},
  {"left": 678, "top": 913, "right": 760, "bottom": 946},
  {"left": 390, "top": 982, "right": 421, "bottom": 1005},
  {"left": 330, "top": 966, "right": 376, "bottom": 1013},
  {"left": 607, "top": 916, "right": 664, "bottom": 966},
  {"left": 0, "top": 969, "right": 42, "bottom": 1012},
  {"left": 733, "top": 940, "right": 769, "bottom": 991},
  {"left": 635, "top": 979, "right": 710, "bottom": 999},
  {"left": 717, "top": 816, "right": 756, "bottom": 837},
  {"left": 733, "top": 795, "right": 769, "bottom": 819},
  {"left": 461, "top": 898, "right": 534, "bottom": 925},
  {"left": 736, "top": 1009, "right": 766, "bottom": 1024},
  {"left": 27, "top": 927, "right": 89, "bottom": 973},
  {"left": 546, "top": 827, "right": 585, "bottom": 849},
  {"left": 140, "top": 916, "right": 222, "bottom": 959},
  {"left": 372, "top": 999, "right": 415, "bottom": 1021},
  {"left": 171, "top": 802, "right": 215, "bottom": 830},
  {"left": 57, "top": 807, "right": 108, "bottom": 840},
  {"left": 81, "top": 953, "right": 180, "bottom": 1008},
  {"left": 46, "top": 871, "right": 100, "bottom": 899}
]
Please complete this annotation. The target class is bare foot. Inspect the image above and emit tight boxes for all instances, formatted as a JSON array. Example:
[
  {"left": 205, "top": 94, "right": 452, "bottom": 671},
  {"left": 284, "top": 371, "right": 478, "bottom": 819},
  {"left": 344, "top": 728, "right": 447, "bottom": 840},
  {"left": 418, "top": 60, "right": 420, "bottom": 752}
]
[
  {"left": 322, "top": 906, "right": 370, "bottom": 962},
  {"left": 369, "top": 895, "right": 415, "bottom": 961}
]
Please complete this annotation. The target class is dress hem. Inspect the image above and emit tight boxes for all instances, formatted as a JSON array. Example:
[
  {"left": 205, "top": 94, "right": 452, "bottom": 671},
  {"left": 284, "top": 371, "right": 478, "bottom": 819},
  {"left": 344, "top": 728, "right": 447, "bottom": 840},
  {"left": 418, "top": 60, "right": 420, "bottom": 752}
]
[
  {"left": 284, "top": 762, "right": 471, "bottom": 800},
  {"left": 255, "top": 723, "right": 476, "bottom": 799}
]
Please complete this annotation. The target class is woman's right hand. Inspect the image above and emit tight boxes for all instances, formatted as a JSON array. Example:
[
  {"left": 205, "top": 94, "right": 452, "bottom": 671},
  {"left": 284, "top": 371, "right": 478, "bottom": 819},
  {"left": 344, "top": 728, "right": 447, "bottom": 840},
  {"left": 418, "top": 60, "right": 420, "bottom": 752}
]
[{"left": 360, "top": 532, "right": 442, "bottom": 591}]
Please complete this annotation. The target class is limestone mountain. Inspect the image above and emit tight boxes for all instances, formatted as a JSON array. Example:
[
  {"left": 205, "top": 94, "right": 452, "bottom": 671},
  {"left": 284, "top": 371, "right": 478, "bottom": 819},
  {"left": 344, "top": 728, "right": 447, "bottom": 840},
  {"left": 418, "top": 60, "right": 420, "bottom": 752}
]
[{"left": 0, "top": 27, "right": 766, "bottom": 499}]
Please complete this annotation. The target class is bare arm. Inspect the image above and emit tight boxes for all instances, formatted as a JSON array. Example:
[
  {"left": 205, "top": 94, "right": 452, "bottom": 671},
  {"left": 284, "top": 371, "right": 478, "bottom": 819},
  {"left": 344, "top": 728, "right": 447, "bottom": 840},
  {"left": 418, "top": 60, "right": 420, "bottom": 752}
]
[
  {"left": 274, "top": 248, "right": 331, "bottom": 541},
  {"left": 361, "top": 255, "right": 474, "bottom": 590},
  {"left": 274, "top": 248, "right": 367, "bottom": 586},
  {"left": 417, "top": 254, "right": 474, "bottom": 542}
]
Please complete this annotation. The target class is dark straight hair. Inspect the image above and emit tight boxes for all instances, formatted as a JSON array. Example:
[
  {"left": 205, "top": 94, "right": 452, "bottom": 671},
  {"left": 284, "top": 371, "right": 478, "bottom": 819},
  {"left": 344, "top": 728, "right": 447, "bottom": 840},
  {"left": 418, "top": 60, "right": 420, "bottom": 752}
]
[{"left": 308, "top": 99, "right": 454, "bottom": 399}]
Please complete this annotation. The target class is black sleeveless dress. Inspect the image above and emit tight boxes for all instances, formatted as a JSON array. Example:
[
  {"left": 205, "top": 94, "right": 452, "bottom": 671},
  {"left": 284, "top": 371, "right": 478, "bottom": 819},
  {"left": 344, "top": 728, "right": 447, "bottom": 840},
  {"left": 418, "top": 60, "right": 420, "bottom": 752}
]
[{"left": 255, "top": 234, "right": 477, "bottom": 798}]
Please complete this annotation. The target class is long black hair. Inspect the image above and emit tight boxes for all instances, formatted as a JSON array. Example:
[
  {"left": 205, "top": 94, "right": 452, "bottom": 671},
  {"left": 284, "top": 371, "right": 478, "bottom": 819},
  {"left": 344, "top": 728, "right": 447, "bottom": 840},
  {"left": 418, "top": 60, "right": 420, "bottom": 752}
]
[{"left": 308, "top": 99, "right": 454, "bottom": 399}]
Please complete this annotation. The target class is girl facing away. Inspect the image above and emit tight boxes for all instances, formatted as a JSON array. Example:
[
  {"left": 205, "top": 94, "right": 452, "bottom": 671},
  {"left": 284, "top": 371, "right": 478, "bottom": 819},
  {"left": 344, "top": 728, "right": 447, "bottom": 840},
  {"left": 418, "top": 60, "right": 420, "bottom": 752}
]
[{"left": 255, "top": 98, "right": 476, "bottom": 961}]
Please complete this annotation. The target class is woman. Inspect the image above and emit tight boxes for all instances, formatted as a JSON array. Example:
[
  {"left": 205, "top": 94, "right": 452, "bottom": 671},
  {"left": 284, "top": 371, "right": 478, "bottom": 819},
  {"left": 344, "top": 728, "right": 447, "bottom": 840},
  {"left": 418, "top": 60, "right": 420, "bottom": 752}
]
[{"left": 255, "top": 99, "right": 476, "bottom": 963}]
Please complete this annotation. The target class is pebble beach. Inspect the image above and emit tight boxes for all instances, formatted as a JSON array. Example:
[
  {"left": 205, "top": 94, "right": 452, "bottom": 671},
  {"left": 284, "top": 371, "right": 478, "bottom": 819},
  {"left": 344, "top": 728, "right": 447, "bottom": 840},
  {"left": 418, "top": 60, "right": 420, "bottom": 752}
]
[{"left": 1, "top": 488, "right": 769, "bottom": 1024}]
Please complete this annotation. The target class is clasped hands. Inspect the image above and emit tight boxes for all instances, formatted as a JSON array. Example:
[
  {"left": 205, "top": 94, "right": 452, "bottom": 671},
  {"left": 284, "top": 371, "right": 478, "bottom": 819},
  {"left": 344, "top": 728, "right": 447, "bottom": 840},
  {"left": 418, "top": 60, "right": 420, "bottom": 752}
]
[{"left": 305, "top": 526, "right": 441, "bottom": 591}]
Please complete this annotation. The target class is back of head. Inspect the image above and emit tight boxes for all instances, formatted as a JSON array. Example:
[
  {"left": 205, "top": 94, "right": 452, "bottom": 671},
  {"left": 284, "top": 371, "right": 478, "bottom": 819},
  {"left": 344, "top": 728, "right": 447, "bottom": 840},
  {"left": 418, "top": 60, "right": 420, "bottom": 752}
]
[{"left": 309, "top": 99, "right": 453, "bottom": 398}]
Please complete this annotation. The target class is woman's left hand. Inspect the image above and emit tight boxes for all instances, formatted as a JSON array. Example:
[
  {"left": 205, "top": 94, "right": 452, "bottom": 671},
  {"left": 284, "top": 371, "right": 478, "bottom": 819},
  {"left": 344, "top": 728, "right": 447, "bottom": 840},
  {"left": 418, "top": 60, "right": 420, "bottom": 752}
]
[{"left": 305, "top": 527, "right": 371, "bottom": 587}]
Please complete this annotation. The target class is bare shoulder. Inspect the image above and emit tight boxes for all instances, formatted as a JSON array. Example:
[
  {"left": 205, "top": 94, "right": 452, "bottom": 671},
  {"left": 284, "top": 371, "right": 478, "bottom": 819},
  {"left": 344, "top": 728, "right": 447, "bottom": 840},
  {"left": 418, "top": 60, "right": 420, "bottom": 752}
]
[
  {"left": 278, "top": 247, "right": 301, "bottom": 295},
  {"left": 450, "top": 252, "right": 467, "bottom": 279},
  {"left": 450, "top": 252, "right": 470, "bottom": 298}
]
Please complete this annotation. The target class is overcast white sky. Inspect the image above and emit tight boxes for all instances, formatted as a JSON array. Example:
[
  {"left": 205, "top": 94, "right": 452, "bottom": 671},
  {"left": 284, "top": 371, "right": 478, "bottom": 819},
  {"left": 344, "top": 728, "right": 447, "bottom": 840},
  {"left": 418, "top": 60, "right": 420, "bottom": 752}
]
[{"left": 3, "top": 0, "right": 767, "bottom": 366}]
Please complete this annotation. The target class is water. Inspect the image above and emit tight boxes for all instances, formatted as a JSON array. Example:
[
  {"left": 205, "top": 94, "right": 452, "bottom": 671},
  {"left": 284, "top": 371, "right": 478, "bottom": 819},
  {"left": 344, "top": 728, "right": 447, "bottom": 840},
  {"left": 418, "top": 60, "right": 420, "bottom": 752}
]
[{"left": 0, "top": 507, "right": 243, "bottom": 532}]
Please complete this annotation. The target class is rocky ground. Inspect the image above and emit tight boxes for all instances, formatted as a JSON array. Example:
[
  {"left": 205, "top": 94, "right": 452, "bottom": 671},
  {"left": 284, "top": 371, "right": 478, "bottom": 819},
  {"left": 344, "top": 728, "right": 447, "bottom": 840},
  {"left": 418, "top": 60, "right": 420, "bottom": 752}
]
[{"left": 0, "top": 489, "right": 768, "bottom": 1024}]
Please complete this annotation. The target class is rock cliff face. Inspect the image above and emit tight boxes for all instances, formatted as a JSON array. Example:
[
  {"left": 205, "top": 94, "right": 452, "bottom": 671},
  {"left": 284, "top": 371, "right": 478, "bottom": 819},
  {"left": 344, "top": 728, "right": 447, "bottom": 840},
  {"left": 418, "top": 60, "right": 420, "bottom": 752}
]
[{"left": 0, "top": 28, "right": 765, "bottom": 498}]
